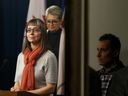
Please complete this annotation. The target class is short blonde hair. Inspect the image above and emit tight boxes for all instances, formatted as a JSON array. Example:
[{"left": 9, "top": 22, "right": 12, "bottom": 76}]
[{"left": 45, "top": 5, "right": 62, "bottom": 20}]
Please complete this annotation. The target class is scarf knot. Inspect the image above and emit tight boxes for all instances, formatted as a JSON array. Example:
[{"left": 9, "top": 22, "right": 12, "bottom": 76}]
[{"left": 20, "top": 45, "right": 43, "bottom": 90}]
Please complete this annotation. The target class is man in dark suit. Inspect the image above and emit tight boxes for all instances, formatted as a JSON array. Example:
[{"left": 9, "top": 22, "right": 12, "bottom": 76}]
[{"left": 97, "top": 34, "right": 125, "bottom": 96}]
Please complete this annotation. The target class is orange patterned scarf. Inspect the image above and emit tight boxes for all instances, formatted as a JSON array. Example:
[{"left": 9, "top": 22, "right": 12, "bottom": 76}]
[{"left": 20, "top": 45, "right": 43, "bottom": 90}]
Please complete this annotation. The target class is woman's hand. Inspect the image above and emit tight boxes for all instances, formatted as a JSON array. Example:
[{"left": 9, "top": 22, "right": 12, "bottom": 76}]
[{"left": 10, "top": 82, "right": 20, "bottom": 92}]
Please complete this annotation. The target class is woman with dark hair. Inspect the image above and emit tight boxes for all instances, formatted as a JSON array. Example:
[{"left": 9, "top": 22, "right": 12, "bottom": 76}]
[{"left": 10, "top": 18, "right": 57, "bottom": 96}]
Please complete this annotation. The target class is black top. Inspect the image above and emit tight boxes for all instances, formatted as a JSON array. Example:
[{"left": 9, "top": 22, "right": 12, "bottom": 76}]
[{"left": 47, "top": 28, "right": 62, "bottom": 60}]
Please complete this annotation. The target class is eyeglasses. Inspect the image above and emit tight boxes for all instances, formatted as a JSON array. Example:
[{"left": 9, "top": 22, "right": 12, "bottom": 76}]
[
  {"left": 46, "top": 20, "right": 59, "bottom": 24},
  {"left": 26, "top": 28, "right": 41, "bottom": 33}
]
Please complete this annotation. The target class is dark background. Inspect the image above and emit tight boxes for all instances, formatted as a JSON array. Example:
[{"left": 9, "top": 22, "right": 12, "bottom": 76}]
[
  {"left": 0, "top": 0, "right": 65, "bottom": 90},
  {"left": 0, "top": 0, "right": 86, "bottom": 96}
]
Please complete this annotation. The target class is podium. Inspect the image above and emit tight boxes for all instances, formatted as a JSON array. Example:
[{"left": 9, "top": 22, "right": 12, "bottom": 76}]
[
  {"left": 0, "top": 90, "right": 16, "bottom": 96},
  {"left": 0, "top": 90, "right": 39, "bottom": 96}
]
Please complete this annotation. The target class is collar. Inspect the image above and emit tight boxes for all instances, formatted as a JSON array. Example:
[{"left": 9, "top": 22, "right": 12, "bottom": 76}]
[{"left": 98, "top": 60, "right": 124, "bottom": 75}]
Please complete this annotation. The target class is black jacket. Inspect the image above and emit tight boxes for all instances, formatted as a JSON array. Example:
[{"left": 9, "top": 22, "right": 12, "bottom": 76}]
[{"left": 107, "top": 66, "right": 128, "bottom": 96}]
